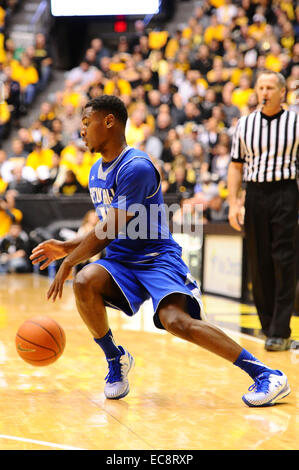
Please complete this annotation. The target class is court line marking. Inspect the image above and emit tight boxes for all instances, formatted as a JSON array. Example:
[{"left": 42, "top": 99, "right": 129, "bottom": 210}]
[{"left": 0, "top": 434, "right": 86, "bottom": 450}]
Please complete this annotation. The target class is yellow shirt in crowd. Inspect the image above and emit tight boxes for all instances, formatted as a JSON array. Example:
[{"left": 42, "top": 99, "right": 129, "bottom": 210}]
[
  {"left": 0, "top": 6, "right": 5, "bottom": 28},
  {"left": 125, "top": 123, "right": 148, "bottom": 147},
  {"left": 104, "top": 79, "right": 132, "bottom": 96},
  {"left": 0, "top": 102, "right": 11, "bottom": 124},
  {"left": 0, "top": 177, "right": 7, "bottom": 194},
  {"left": 60, "top": 146, "right": 98, "bottom": 187},
  {"left": 12, "top": 64, "right": 39, "bottom": 89},
  {"left": 62, "top": 90, "right": 82, "bottom": 108},
  {"left": 230, "top": 68, "right": 253, "bottom": 87},
  {"left": 204, "top": 24, "right": 226, "bottom": 45},
  {"left": 0, "top": 33, "right": 6, "bottom": 63},
  {"left": 165, "top": 37, "right": 180, "bottom": 60},
  {"left": 231, "top": 88, "right": 255, "bottom": 110},
  {"left": 264, "top": 54, "right": 283, "bottom": 73},
  {"left": 26, "top": 148, "right": 54, "bottom": 170},
  {"left": 0, "top": 207, "right": 23, "bottom": 238},
  {"left": 148, "top": 31, "right": 168, "bottom": 50}
]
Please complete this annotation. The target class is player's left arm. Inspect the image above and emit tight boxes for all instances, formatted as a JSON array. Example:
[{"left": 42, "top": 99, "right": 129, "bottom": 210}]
[{"left": 47, "top": 207, "right": 133, "bottom": 302}]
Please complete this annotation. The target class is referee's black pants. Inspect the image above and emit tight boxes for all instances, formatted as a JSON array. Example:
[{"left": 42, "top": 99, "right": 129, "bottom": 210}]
[{"left": 244, "top": 180, "right": 298, "bottom": 339}]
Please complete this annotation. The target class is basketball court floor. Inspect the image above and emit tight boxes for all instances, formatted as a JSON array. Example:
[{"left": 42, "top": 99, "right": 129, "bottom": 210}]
[{"left": 0, "top": 273, "right": 298, "bottom": 450}]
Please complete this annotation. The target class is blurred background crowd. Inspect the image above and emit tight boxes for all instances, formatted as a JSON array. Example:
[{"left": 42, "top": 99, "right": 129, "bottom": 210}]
[{"left": 0, "top": 0, "right": 298, "bottom": 273}]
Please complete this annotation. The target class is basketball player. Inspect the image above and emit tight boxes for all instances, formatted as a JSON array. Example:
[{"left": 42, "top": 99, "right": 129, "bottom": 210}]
[{"left": 30, "top": 95, "right": 290, "bottom": 407}]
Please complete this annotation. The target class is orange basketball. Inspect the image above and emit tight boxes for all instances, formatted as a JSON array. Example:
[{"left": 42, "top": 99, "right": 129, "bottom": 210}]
[{"left": 15, "top": 316, "right": 66, "bottom": 366}]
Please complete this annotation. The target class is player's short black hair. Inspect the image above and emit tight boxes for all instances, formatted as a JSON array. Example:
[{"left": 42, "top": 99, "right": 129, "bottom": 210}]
[{"left": 84, "top": 95, "right": 128, "bottom": 125}]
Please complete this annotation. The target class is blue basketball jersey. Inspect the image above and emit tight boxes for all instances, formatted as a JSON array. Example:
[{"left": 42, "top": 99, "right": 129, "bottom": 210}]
[{"left": 88, "top": 146, "right": 182, "bottom": 262}]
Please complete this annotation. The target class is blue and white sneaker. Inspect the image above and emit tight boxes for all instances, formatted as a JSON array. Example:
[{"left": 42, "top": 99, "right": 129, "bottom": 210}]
[
  {"left": 242, "top": 370, "right": 290, "bottom": 407},
  {"left": 104, "top": 346, "right": 134, "bottom": 400}
]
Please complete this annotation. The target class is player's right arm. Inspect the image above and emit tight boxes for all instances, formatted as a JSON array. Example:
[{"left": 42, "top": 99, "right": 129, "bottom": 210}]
[{"left": 29, "top": 233, "right": 87, "bottom": 270}]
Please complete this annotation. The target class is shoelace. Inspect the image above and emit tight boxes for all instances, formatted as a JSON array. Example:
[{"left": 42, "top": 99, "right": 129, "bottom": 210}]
[
  {"left": 248, "top": 374, "right": 271, "bottom": 393},
  {"left": 105, "top": 356, "right": 122, "bottom": 384}
]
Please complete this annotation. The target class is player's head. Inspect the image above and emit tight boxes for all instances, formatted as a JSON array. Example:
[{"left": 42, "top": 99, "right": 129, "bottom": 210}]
[{"left": 81, "top": 95, "right": 128, "bottom": 153}]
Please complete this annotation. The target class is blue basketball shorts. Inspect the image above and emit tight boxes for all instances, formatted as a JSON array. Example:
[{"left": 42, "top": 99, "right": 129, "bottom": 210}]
[{"left": 92, "top": 251, "right": 205, "bottom": 330}]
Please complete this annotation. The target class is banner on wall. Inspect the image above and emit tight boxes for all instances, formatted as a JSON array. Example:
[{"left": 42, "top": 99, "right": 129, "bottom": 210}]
[{"left": 202, "top": 234, "right": 243, "bottom": 299}]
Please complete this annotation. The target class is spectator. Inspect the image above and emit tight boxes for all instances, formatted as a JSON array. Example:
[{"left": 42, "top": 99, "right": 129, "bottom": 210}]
[
  {"left": 48, "top": 153, "right": 65, "bottom": 193},
  {"left": 154, "top": 111, "right": 172, "bottom": 142},
  {"left": 39, "top": 101, "right": 56, "bottom": 130},
  {"left": 0, "top": 222, "right": 30, "bottom": 274},
  {"left": 26, "top": 141, "right": 54, "bottom": 175},
  {"left": 198, "top": 117, "right": 220, "bottom": 158},
  {"left": 200, "top": 88, "right": 217, "bottom": 120},
  {"left": 147, "top": 89, "right": 161, "bottom": 118},
  {"left": 8, "top": 138, "right": 28, "bottom": 165},
  {"left": 129, "top": 20, "right": 146, "bottom": 54},
  {"left": 178, "top": 69, "right": 206, "bottom": 105},
  {"left": 90, "top": 38, "right": 110, "bottom": 66},
  {"left": 4, "top": 65, "right": 21, "bottom": 127},
  {"left": 17, "top": 127, "right": 34, "bottom": 154},
  {"left": 0, "top": 149, "right": 14, "bottom": 189},
  {"left": 67, "top": 60, "right": 98, "bottom": 88},
  {"left": 58, "top": 169, "right": 87, "bottom": 196},
  {"left": 59, "top": 104, "right": 81, "bottom": 142},
  {"left": 142, "top": 124, "right": 163, "bottom": 161},
  {"left": 166, "top": 165, "right": 195, "bottom": 199},
  {"left": 187, "top": 172, "right": 220, "bottom": 218},
  {"left": 231, "top": 74, "right": 255, "bottom": 112},
  {"left": 6, "top": 164, "right": 35, "bottom": 194},
  {"left": 12, "top": 54, "right": 39, "bottom": 111},
  {"left": 0, "top": 189, "right": 23, "bottom": 238},
  {"left": 216, "top": 0, "right": 238, "bottom": 25},
  {"left": 33, "top": 33, "right": 53, "bottom": 91},
  {"left": 0, "top": 97, "right": 10, "bottom": 143},
  {"left": 221, "top": 82, "right": 241, "bottom": 127},
  {"left": 84, "top": 47, "right": 98, "bottom": 68},
  {"left": 190, "top": 43, "right": 213, "bottom": 77},
  {"left": 211, "top": 144, "right": 231, "bottom": 181},
  {"left": 179, "top": 99, "right": 202, "bottom": 126}
]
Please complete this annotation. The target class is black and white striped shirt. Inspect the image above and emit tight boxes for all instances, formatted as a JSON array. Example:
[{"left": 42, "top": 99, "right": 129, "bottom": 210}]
[{"left": 230, "top": 108, "right": 299, "bottom": 182}]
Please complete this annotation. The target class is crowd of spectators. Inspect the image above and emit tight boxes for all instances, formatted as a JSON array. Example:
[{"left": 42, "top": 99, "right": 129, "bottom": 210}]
[
  {"left": 0, "top": 0, "right": 52, "bottom": 144},
  {"left": 0, "top": 0, "right": 298, "bottom": 271}
]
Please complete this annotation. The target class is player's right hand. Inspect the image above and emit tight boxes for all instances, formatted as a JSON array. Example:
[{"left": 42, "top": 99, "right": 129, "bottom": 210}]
[{"left": 30, "top": 239, "right": 68, "bottom": 270}]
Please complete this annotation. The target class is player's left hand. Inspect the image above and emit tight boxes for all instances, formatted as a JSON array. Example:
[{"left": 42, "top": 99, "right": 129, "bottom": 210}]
[{"left": 47, "top": 261, "right": 72, "bottom": 302}]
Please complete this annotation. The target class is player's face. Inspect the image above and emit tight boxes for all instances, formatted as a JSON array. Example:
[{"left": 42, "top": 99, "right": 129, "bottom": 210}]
[
  {"left": 256, "top": 74, "right": 285, "bottom": 112},
  {"left": 81, "top": 107, "right": 111, "bottom": 153}
]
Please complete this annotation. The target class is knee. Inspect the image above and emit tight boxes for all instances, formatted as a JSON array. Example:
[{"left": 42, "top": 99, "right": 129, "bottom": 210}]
[
  {"left": 158, "top": 305, "right": 192, "bottom": 337},
  {"left": 73, "top": 268, "right": 102, "bottom": 301},
  {"left": 73, "top": 270, "right": 89, "bottom": 301}
]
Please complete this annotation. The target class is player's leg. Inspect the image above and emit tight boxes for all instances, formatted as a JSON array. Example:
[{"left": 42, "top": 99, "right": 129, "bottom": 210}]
[
  {"left": 73, "top": 263, "right": 117, "bottom": 338},
  {"left": 73, "top": 263, "right": 134, "bottom": 399},
  {"left": 157, "top": 293, "right": 291, "bottom": 407},
  {"left": 157, "top": 293, "right": 242, "bottom": 361}
]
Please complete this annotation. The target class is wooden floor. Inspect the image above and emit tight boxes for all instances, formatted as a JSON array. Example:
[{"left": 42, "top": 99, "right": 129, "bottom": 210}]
[{"left": 0, "top": 273, "right": 298, "bottom": 450}]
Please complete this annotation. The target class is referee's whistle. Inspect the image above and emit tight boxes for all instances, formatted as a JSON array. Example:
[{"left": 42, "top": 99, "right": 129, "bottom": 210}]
[{"left": 262, "top": 98, "right": 267, "bottom": 105}]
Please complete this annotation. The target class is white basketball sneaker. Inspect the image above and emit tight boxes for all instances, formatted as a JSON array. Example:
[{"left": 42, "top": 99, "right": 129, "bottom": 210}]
[
  {"left": 104, "top": 346, "right": 134, "bottom": 400},
  {"left": 242, "top": 370, "right": 291, "bottom": 407}
]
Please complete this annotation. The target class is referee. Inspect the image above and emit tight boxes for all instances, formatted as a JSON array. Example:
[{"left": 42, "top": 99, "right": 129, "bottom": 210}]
[{"left": 227, "top": 70, "right": 299, "bottom": 351}]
